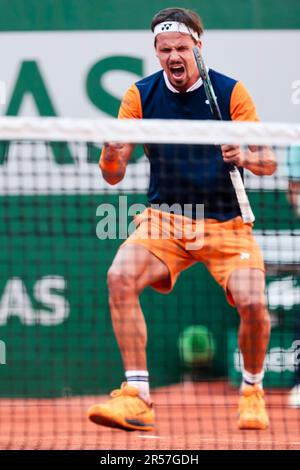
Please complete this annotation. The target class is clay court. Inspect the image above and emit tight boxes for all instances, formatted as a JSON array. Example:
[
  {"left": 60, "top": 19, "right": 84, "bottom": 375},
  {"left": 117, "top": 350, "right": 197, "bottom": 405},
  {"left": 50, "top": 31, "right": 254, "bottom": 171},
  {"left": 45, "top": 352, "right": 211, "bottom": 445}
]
[{"left": 1, "top": 381, "right": 299, "bottom": 450}]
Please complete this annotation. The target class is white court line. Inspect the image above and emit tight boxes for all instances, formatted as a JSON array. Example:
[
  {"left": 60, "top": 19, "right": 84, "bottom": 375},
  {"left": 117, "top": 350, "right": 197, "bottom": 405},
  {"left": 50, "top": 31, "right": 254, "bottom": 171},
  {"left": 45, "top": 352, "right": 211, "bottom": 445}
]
[
  {"left": 197, "top": 437, "right": 300, "bottom": 446},
  {"left": 138, "top": 435, "right": 300, "bottom": 446}
]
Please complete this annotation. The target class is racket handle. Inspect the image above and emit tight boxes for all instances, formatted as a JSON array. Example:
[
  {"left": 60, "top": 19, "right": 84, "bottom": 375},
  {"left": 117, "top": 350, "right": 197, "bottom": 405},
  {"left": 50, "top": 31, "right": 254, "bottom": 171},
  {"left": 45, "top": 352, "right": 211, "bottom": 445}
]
[{"left": 229, "top": 167, "right": 255, "bottom": 223}]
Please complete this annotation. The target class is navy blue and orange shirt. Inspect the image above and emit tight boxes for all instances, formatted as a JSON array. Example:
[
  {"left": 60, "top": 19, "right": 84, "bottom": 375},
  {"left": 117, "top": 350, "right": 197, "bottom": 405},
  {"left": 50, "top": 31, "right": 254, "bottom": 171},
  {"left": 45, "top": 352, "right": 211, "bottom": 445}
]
[{"left": 118, "top": 69, "right": 259, "bottom": 221}]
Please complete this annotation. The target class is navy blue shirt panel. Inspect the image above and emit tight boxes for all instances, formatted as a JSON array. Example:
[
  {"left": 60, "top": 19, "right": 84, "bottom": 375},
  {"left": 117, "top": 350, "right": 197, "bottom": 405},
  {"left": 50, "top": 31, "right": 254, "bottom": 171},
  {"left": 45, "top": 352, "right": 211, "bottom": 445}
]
[{"left": 135, "top": 70, "right": 243, "bottom": 221}]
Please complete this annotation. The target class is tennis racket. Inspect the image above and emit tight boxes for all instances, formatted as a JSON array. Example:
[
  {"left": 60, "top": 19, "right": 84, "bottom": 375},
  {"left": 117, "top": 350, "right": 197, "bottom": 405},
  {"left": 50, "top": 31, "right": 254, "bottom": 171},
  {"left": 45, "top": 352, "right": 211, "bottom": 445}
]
[{"left": 192, "top": 46, "right": 255, "bottom": 223}]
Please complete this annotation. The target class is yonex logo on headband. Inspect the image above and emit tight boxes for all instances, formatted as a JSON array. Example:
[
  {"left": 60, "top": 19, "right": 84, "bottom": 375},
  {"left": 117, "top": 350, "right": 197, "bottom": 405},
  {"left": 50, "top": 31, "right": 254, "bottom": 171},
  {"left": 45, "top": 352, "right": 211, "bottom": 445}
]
[
  {"left": 153, "top": 21, "right": 200, "bottom": 42},
  {"left": 161, "top": 23, "right": 172, "bottom": 31}
]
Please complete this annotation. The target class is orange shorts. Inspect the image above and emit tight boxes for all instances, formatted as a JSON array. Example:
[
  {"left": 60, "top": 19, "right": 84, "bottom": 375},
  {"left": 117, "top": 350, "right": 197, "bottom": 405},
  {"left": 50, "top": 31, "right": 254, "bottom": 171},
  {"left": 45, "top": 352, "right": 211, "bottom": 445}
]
[{"left": 123, "top": 208, "right": 265, "bottom": 306}]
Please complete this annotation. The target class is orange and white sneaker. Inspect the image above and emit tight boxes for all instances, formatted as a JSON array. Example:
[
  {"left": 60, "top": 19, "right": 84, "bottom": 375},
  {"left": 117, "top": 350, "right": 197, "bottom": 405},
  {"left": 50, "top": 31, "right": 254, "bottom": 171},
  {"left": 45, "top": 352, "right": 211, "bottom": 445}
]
[
  {"left": 238, "top": 385, "right": 269, "bottom": 430},
  {"left": 88, "top": 382, "right": 154, "bottom": 431}
]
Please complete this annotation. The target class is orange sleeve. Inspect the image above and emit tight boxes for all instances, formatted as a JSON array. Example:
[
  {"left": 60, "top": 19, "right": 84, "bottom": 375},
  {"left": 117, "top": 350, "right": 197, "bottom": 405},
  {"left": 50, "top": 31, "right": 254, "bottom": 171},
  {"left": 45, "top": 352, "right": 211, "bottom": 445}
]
[
  {"left": 230, "top": 81, "right": 259, "bottom": 122},
  {"left": 118, "top": 83, "right": 143, "bottom": 119},
  {"left": 99, "top": 84, "right": 142, "bottom": 165}
]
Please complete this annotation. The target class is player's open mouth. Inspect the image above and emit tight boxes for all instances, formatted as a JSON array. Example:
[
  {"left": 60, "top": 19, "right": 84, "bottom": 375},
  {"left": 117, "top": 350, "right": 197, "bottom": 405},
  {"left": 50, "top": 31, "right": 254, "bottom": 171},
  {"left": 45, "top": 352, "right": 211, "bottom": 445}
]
[{"left": 169, "top": 65, "right": 185, "bottom": 80}]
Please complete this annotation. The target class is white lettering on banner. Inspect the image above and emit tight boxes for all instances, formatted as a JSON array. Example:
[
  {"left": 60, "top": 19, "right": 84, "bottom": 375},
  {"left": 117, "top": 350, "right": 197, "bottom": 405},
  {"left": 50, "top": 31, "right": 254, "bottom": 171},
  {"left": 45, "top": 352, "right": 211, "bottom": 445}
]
[
  {"left": 34, "top": 276, "right": 70, "bottom": 325},
  {"left": 267, "top": 276, "right": 300, "bottom": 310},
  {"left": 0, "top": 276, "right": 69, "bottom": 325},
  {"left": 0, "top": 340, "right": 6, "bottom": 365},
  {"left": 234, "top": 341, "right": 300, "bottom": 373}
]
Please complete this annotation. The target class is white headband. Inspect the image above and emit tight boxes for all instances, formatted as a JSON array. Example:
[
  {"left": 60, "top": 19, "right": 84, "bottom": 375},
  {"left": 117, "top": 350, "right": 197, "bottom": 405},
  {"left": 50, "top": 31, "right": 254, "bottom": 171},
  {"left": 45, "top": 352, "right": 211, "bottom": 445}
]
[{"left": 153, "top": 21, "right": 200, "bottom": 42}]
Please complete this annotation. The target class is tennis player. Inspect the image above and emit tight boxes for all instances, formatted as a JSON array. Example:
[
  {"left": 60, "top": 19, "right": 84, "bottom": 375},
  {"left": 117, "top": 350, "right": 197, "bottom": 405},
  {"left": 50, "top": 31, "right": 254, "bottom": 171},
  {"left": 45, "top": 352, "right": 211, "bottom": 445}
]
[{"left": 88, "top": 7, "right": 277, "bottom": 431}]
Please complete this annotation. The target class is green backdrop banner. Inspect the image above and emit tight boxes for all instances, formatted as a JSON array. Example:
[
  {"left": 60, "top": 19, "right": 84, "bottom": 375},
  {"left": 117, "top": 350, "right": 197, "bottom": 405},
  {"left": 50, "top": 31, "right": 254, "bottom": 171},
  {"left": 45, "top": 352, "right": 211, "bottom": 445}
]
[{"left": 0, "top": 0, "right": 299, "bottom": 31}]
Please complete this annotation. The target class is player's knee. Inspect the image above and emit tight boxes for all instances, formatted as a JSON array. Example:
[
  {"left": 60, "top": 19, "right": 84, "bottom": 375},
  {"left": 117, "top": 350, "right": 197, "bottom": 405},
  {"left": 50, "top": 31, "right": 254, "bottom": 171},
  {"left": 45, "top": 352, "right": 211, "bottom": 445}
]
[
  {"left": 236, "top": 295, "right": 268, "bottom": 321},
  {"left": 239, "top": 302, "right": 270, "bottom": 327},
  {"left": 107, "top": 266, "right": 138, "bottom": 298}
]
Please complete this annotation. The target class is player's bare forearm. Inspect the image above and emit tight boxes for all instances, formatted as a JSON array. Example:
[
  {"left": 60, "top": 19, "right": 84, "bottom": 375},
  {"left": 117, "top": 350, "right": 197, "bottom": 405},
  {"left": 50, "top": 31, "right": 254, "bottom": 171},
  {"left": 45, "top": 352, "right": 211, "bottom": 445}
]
[
  {"left": 99, "top": 143, "right": 135, "bottom": 185},
  {"left": 222, "top": 145, "right": 277, "bottom": 176},
  {"left": 243, "top": 145, "right": 277, "bottom": 176}
]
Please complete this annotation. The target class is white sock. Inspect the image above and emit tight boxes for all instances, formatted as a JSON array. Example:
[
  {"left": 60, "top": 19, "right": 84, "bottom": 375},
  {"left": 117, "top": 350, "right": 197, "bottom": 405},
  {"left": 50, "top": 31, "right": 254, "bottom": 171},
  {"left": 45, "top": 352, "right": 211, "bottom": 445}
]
[
  {"left": 241, "top": 369, "right": 264, "bottom": 391},
  {"left": 125, "top": 370, "right": 150, "bottom": 403}
]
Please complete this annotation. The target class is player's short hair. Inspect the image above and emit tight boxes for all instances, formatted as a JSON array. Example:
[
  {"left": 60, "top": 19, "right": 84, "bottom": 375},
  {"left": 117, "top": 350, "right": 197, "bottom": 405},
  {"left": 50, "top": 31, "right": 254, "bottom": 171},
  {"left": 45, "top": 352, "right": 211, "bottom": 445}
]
[{"left": 151, "top": 7, "right": 204, "bottom": 45}]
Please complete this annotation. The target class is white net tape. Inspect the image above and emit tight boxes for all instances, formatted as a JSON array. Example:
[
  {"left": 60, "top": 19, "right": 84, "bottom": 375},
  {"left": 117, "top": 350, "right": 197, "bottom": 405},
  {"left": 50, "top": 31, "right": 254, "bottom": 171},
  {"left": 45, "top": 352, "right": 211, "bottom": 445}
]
[{"left": 0, "top": 117, "right": 300, "bottom": 145}]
